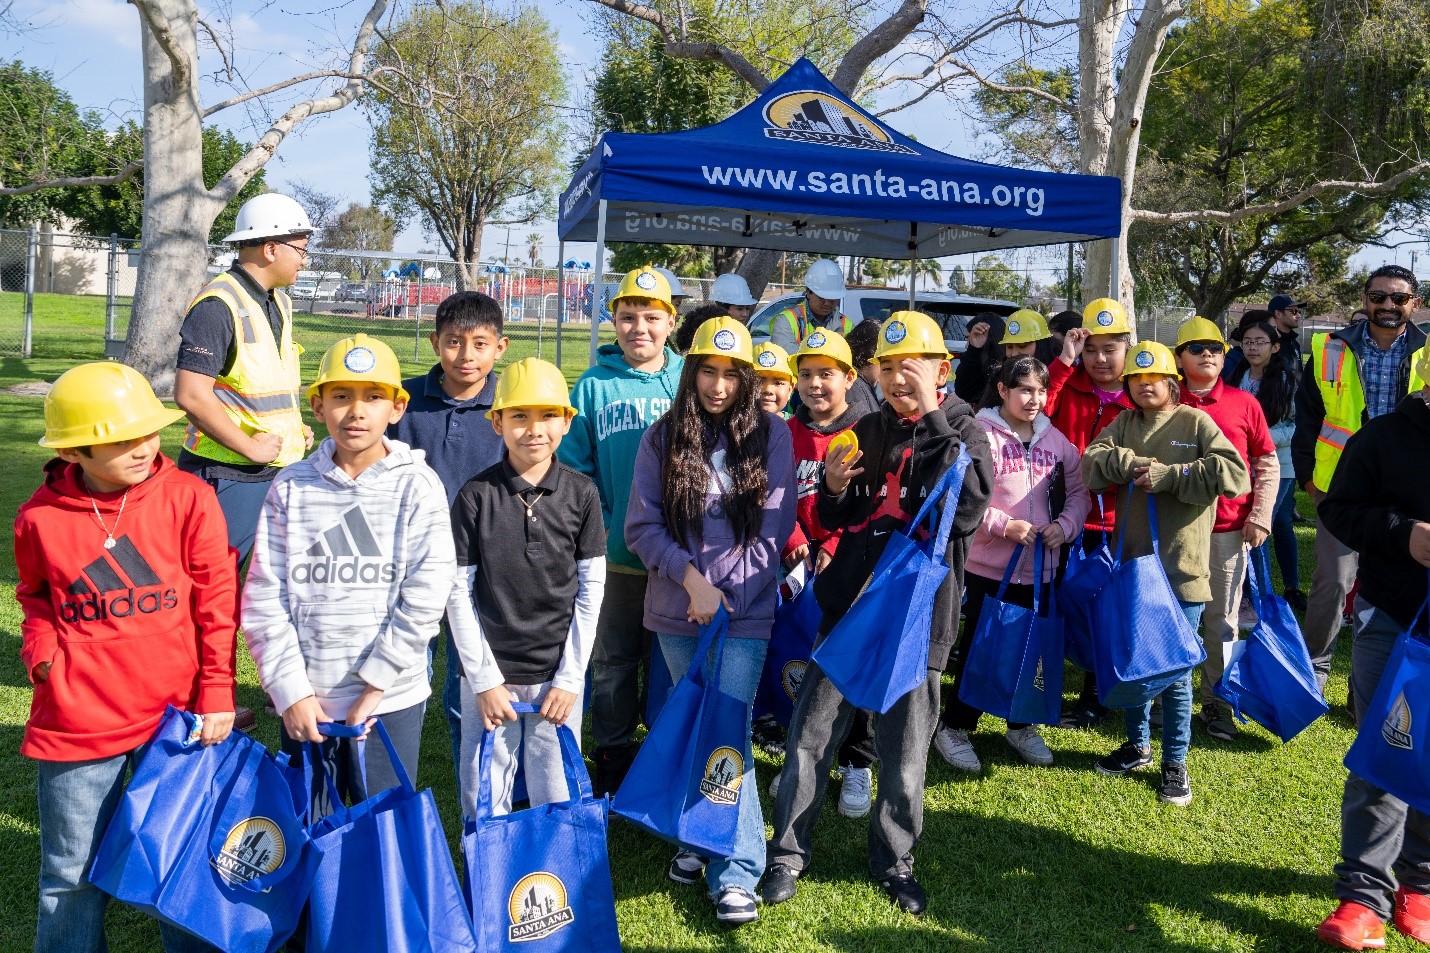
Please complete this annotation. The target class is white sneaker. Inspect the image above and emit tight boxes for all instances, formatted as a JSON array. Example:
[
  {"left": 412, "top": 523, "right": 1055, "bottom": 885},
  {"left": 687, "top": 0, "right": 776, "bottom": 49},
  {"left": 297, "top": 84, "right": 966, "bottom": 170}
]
[
  {"left": 1004, "top": 726, "right": 1054, "bottom": 766},
  {"left": 933, "top": 726, "right": 981, "bottom": 772},
  {"left": 768, "top": 769, "right": 782, "bottom": 799},
  {"left": 837, "top": 765, "right": 872, "bottom": 818}
]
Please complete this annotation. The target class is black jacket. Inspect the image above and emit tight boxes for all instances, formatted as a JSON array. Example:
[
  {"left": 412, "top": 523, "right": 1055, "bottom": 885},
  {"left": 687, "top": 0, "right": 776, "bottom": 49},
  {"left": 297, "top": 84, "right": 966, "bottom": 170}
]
[
  {"left": 814, "top": 394, "right": 994, "bottom": 669},
  {"left": 1319, "top": 394, "right": 1430, "bottom": 630}
]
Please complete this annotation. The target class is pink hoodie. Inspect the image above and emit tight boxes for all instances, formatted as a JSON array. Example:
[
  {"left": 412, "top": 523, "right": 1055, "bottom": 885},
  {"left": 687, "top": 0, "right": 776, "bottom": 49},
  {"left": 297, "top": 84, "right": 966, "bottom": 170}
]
[{"left": 966, "top": 408, "right": 1091, "bottom": 585}]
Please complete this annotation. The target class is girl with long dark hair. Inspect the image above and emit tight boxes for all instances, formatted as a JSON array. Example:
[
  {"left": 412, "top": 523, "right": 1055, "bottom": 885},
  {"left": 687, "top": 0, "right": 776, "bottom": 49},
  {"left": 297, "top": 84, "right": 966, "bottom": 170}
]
[{"left": 625, "top": 316, "right": 796, "bottom": 925}]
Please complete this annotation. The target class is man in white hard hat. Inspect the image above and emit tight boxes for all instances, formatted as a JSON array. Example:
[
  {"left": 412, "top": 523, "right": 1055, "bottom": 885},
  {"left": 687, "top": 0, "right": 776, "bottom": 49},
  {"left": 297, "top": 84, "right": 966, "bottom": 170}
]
[
  {"left": 174, "top": 192, "right": 315, "bottom": 562},
  {"left": 712, "top": 272, "right": 758, "bottom": 323},
  {"left": 654, "top": 267, "right": 690, "bottom": 312},
  {"left": 764, "top": 259, "right": 855, "bottom": 353}
]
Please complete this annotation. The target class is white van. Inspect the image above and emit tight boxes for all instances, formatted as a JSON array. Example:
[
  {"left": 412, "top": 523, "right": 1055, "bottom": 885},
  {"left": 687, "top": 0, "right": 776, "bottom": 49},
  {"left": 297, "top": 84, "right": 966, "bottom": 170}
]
[{"left": 747, "top": 288, "right": 1021, "bottom": 355}]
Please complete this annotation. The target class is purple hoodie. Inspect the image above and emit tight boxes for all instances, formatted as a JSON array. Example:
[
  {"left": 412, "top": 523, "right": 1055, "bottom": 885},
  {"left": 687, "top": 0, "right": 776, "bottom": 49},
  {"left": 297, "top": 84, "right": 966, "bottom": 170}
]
[{"left": 625, "top": 413, "right": 796, "bottom": 639}]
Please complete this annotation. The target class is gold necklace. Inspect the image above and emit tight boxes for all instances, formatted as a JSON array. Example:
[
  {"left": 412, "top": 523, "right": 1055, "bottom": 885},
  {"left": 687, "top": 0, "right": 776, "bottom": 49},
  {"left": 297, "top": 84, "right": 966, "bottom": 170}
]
[{"left": 87, "top": 488, "right": 129, "bottom": 550}]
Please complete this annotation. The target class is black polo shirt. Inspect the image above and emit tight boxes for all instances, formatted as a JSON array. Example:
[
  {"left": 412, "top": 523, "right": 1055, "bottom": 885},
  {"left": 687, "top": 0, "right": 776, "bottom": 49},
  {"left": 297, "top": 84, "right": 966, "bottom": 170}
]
[{"left": 451, "top": 457, "right": 605, "bottom": 684}]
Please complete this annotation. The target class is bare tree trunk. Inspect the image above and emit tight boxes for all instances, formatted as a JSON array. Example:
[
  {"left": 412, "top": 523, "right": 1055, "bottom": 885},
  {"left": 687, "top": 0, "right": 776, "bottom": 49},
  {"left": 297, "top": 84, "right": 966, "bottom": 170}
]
[
  {"left": 125, "top": 0, "right": 219, "bottom": 395},
  {"left": 737, "top": 248, "right": 781, "bottom": 300}
]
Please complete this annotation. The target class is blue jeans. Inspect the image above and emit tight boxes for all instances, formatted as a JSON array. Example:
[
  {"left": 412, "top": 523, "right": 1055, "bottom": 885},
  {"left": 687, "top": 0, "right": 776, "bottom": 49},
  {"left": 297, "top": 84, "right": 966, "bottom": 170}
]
[
  {"left": 36, "top": 753, "right": 219, "bottom": 953},
  {"left": 659, "top": 632, "right": 768, "bottom": 897},
  {"left": 1123, "top": 602, "right": 1205, "bottom": 765},
  {"left": 1258, "top": 477, "right": 1299, "bottom": 591},
  {"left": 209, "top": 478, "right": 273, "bottom": 563}
]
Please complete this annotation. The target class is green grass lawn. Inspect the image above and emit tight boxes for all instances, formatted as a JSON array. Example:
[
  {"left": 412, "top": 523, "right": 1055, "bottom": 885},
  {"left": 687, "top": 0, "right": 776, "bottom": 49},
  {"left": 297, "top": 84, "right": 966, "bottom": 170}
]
[{"left": 0, "top": 294, "right": 1400, "bottom": 951}]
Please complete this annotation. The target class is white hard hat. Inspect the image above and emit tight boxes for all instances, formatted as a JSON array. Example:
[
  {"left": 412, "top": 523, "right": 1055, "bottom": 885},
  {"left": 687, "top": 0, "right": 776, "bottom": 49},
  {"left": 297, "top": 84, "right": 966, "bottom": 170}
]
[
  {"left": 803, "top": 259, "right": 845, "bottom": 300},
  {"left": 654, "top": 267, "right": 688, "bottom": 299},
  {"left": 221, "top": 193, "right": 315, "bottom": 244},
  {"left": 711, "top": 273, "right": 757, "bottom": 307}
]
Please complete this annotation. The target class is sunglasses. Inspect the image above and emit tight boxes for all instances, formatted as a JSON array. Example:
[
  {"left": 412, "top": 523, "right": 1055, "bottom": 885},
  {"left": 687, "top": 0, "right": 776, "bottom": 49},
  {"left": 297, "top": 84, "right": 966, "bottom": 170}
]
[
  {"left": 1367, "top": 290, "right": 1415, "bottom": 306},
  {"left": 1183, "top": 342, "right": 1224, "bottom": 355}
]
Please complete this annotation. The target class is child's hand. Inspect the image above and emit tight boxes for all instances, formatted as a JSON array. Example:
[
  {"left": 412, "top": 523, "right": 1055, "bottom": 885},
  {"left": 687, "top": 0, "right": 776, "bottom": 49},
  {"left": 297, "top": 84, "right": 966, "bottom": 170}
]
[
  {"left": 477, "top": 687, "right": 519, "bottom": 732},
  {"left": 1039, "top": 523, "right": 1067, "bottom": 550},
  {"left": 899, "top": 358, "right": 942, "bottom": 414},
  {"left": 198, "top": 711, "right": 235, "bottom": 746},
  {"left": 540, "top": 688, "right": 578, "bottom": 727},
  {"left": 1005, "top": 519, "right": 1037, "bottom": 544},
  {"left": 344, "top": 685, "right": 385, "bottom": 739},
  {"left": 1133, "top": 465, "right": 1153, "bottom": 490},
  {"left": 683, "top": 565, "right": 731, "bottom": 625},
  {"left": 785, "top": 544, "right": 810, "bottom": 570},
  {"left": 1061, "top": 327, "right": 1089, "bottom": 365},
  {"left": 813, "top": 547, "right": 833, "bottom": 574},
  {"left": 282, "top": 695, "right": 330, "bottom": 743},
  {"left": 1242, "top": 521, "right": 1269, "bottom": 548},
  {"left": 32, "top": 661, "right": 51, "bottom": 683},
  {"left": 823, "top": 444, "right": 865, "bottom": 494}
]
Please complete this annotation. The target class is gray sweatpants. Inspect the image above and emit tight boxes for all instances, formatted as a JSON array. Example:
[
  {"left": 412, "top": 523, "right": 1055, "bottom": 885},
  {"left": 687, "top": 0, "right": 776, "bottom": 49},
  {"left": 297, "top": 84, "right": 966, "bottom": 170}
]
[
  {"left": 1334, "top": 598, "right": 1430, "bottom": 918},
  {"left": 1305, "top": 520, "right": 1358, "bottom": 687},
  {"left": 459, "top": 679, "right": 583, "bottom": 818}
]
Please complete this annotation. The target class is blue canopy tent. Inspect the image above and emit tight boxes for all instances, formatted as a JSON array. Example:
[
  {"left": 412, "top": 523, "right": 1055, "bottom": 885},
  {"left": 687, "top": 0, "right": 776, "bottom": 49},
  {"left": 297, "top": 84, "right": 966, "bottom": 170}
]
[{"left": 556, "top": 57, "right": 1122, "bottom": 364}]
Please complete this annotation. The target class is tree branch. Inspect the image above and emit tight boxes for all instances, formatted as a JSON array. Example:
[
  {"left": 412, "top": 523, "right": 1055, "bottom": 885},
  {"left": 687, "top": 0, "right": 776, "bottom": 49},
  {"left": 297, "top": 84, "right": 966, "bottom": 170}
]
[
  {"left": 582, "top": 0, "right": 771, "bottom": 90},
  {"left": 0, "top": 159, "right": 143, "bottom": 196},
  {"left": 196, "top": 15, "right": 233, "bottom": 81},
  {"left": 129, "top": 0, "right": 191, "bottom": 88},
  {"left": 831, "top": 0, "right": 928, "bottom": 94},
  {"left": 1131, "top": 162, "right": 1430, "bottom": 225},
  {"left": 203, "top": 70, "right": 376, "bottom": 118}
]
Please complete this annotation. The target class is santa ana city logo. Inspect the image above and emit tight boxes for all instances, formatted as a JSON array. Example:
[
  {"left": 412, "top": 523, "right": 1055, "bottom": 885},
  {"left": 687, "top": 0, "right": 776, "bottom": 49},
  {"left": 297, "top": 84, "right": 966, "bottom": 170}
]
[
  {"left": 699, "top": 746, "right": 744, "bottom": 805},
  {"left": 758, "top": 350, "right": 778, "bottom": 368},
  {"left": 212, "top": 817, "right": 285, "bottom": 886},
  {"left": 763, "top": 90, "right": 915, "bottom": 155},
  {"left": 782, "top": 660, "right": 807, "bottom": 701},
  {"left": 884, "top": 321, "right": 908, "bottom": 344},
  {"left": 1008, "top": 320, "right": 1022, "bottom": 336},
  {"left": 1096, "top": 310, "right": 1115, "bottom": 327},
  {"left": 713, "top": 329, "right": 738, "bottom": 351},
  {"left": 508, "top": 872, "right": 575, "bottom": 942},
  {"left": 343, "top": 346, "right": 376, "bottom": 374},
  {"left": 1382, "top": 691, "right": 1413, "bottom": 750},
  {"left": 634, "top": 271, "right": 658, "bottom": 291},
  {"left": 1135, "top": 350, "right": 1155, "bottom": 368},
  {"left": 808, "top": 331, "right": 827, "bottom": 348},
  {"left": 1033, "top": 657, "right": 1045, "bottom": 693}
]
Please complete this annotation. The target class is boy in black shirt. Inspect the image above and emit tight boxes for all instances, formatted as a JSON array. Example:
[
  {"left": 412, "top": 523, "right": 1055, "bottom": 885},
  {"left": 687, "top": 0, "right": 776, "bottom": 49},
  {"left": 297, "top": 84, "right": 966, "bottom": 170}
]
[{"left": 448, "top": 358, "right": 606, "bottom": 815}]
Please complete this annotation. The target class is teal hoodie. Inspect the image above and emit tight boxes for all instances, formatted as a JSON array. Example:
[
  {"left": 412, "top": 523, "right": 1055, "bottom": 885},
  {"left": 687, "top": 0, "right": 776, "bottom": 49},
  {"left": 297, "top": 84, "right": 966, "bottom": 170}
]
[{"left": 558, "top": 343, "right": 683, "bottom": 570}]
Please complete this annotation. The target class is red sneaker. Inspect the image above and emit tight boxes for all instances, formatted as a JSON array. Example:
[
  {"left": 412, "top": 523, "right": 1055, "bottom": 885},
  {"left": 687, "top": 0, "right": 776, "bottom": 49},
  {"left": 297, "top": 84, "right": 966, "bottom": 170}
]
[
  {"left": 1317, "top": 902, "right": 1387, "bottom": 949},
  {"left": 1396, "top": 887, "right": 1430, "bottom": 944}
]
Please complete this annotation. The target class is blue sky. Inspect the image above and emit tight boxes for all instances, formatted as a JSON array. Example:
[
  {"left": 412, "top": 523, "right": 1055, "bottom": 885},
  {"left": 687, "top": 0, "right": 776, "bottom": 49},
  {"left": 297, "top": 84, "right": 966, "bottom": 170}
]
[{"left": 3, "top": 0, "right": 1419, "bottom": 282}]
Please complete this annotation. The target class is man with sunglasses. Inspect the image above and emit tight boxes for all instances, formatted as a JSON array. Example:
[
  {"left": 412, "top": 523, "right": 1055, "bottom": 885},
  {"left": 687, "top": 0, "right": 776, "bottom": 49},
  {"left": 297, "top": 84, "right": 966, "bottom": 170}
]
[
  {"left": 1175, "top": 317, "right": 1279, "bottom": 741},
  {"left": 1267, "top": 294, "right": 1306, "bottom": 370},
  {"left": 1292, "top": 264, "right": 1427, "bottom": 693},
  {"left": 174, "top": 192, "right": 316, "bottom": 562}
]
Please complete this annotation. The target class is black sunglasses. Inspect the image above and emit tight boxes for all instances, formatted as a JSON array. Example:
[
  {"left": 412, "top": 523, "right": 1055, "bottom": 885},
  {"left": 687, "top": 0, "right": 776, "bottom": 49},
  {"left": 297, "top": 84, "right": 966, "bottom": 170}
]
[
  {"left": 1367, "top": 290, "right": 1415, "bottom": 306},
  {"left": 1184, "top": 342, "right": 1224, "bottom": 355}
]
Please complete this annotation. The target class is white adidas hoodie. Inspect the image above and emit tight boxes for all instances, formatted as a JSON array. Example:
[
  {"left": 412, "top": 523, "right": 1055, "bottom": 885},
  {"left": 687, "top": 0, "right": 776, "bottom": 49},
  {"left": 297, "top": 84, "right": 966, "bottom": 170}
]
[{"left": 243, "top": 437, "right": 455, "bottom": 720}]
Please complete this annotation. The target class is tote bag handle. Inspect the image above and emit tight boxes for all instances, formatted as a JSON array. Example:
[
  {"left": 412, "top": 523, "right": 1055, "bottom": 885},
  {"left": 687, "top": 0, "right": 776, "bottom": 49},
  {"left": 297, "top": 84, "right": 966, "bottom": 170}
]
[
  {"left": 474, "top": 702, "right": 593, "bottom": 821},
  {"left": 904, "top": 447, "right": 973, "bottom": 568},
  {"left": 1112, "top": 488, "right": 1162, "bottom": 565},
  {"left": 995, "top": 542, "right": 1051, "bottom": 620}
]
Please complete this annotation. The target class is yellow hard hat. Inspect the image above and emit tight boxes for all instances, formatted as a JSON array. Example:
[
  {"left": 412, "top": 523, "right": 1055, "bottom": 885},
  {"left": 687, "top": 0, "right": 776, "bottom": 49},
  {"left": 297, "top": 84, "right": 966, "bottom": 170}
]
[
  {"left": 610, "top": 265, "right": 675, "bottom": 315},
  {"left": 752, "top": 341, "right": 796, "bottom": 382},
  {"left": 40, "top": 361, "right": 186, "bottom": 448},
  {"left": 1001, "top": 309, "right": 1051, "bottom": 345},
  {"left": 1121, "top": 340, "right": 1180, "bottom": 378},
  {"left": 874, "top": 310, "right": 951, "bottom": 362},
  {"left": 689, "top": 316, "right": 754, "bottom": 365},
  {"left": 1175, "top": 316, "right": 1227, "bottom": 349},
  {"left": 790, "top": 328, "right": 854, "bottom": 374},
  {"left": 1083, "top": 298, "right": 1132, "bottom": 335},
  {"left": 307, "top": 333, "right": 409, "bottom": 401},
  {"left": 487, "top": 357, "right": 576, "bottom": 419}
]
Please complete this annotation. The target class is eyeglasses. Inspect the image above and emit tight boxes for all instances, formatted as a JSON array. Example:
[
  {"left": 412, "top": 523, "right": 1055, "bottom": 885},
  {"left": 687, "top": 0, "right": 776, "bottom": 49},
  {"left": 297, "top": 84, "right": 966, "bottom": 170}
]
[
  {"left": 1367, "top": 290, "right": 1415, "bottom": 306},
  {"left": 273, "top": 239, "right": 310, "bottom": 260},
  {"left": 1183, "top": 342, "right": 1224, "bottom": 355}
]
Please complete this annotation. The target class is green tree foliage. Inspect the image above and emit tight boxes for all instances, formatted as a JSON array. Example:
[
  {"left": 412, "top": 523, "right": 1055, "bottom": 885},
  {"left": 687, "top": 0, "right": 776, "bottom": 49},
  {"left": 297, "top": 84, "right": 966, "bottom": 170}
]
[
  {"left": 967, "top": 254, "right": 1029, "bottom": 303},
  {"left": 368, "top": 2, "right": 566, "bottom": 287},
  {"left": 0, "top": 61, "right": 105, "bottom": 227},
  {"left": 319, "top": 203, "right": 397, "bottom": 279},
  {"left": 971, "top": 63, "right": 1078, "bottom": 173}
]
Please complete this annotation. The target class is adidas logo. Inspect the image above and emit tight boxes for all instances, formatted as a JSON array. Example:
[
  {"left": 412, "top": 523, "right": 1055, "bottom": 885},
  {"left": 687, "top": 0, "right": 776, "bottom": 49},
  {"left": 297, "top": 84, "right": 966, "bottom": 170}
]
[
  {"left": 291, "top": 506, "right": 397, "bottom": 585},
  {"left": 60, "top": 536, "right": 177, "bottom": 623}
]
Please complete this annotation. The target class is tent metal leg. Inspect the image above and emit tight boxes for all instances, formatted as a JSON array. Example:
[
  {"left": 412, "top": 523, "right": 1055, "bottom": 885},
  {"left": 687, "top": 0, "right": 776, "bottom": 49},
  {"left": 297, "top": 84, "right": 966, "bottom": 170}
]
[
  {"left": 907, "top": 223, "right": 917, "bottom": 308},
  {"left": 555, "top": 239, "right": 565, "bottom": 366},
  {"left": 589, "top": 200, "right": 608, "bottom": 366}
]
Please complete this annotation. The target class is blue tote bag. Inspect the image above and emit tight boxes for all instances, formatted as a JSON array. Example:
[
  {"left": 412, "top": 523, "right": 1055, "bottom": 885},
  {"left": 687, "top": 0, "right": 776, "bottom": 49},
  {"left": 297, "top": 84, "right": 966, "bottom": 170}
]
[
  {"left": 958, "top": 543, "right": 1066, "bottom": 725},
  {"left": 463, "top": 704, "right": 621, "bottom": 953},
  {"left": 756, "top": 565, "right": 822, "bottom": 727},
  {"left": 1058, "top": 524, "right": 1114, "bottom": 672},
  {"left": 89, "top": 706, "right": 317, "bottom": 953},
  {"left": 812, "top": 449, "right": 973, "bottom": 713},
  {"left": 1213, "top": 547, "right": 1328, "bottom": 741},
  {"left": 1344, "top": 582, "right": 1430, "bottom": 813},
  {"left": 612, "top": 606, "right": 748, "bottom": 858},
  {"left": 304, "top": 719, "right": 478, "bottom": 953},
  {"left": 1091, "top": 492, "right": 1205, "bottom": 709}
]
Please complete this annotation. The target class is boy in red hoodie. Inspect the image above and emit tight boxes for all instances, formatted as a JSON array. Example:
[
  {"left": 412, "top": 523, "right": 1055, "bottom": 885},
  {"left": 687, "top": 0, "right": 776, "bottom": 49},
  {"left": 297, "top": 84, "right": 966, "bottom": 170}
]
[
  {"left": 1044, "top": 298, "right": 1135, "bottom": 728},
  {"left": 16, "top": 362, "right": 237, "bottom": 953}
]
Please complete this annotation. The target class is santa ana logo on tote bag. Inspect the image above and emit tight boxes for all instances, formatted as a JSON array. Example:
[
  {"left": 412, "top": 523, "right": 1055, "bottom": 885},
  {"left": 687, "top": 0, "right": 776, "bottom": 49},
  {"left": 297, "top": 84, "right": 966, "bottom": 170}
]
[
  {"left": 211, "top": 817, "right": 285, "bottom": 887},
  {"left": 699, "top": 747, "right": 744, "bottom": 806},
  {"left": 1383, "top": 691, "right": 1414, "bottom": 750},
  {"left": 508, "top": 872, "right": 575, "bottom": 942}
]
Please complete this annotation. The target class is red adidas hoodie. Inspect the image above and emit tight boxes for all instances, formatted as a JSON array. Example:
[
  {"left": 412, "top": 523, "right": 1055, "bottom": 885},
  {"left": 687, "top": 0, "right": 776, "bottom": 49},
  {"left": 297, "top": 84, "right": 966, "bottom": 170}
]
[
  {"left": 15, "top": 454, "right": 238, "bottom": 761},
  {"left": 1045, "top": 358, "right": 1134, "bottom": 535}
]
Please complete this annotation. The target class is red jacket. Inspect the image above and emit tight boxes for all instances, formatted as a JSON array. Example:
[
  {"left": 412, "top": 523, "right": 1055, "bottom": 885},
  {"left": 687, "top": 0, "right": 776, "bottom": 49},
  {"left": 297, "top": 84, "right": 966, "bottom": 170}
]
[
  {"left": 784, "top": 405, "right": 864, "bottom": 560},
  {"left": 1180, "top": 380, "right": 1276, "bottom": 532},
  {"left": 15, "top": 454, "right": 238, "bottom": 761},
  {"left": 1045, "top": 358, "right": 1133, "bottom": 534}
]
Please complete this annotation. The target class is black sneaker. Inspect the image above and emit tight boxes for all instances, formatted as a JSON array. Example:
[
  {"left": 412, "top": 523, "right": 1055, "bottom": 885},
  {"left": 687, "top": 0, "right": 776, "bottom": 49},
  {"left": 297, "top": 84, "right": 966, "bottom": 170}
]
[
  {"left": 760, "top": 863, "right": 799, "bottom": 904},
  {"left": 592, "top": 745, "right": 636, "bottom": 798},
  {"left": 713, "top": 886, "right": 759, "bottom": 925},
  {"left": 1283, "top": 588, "right": 1308, "bottom": 614},
  {"left": 1095, "top": 741, "right": 1153, "bottom": 775},
  {"left": 879, "top": 873, "right": 927, "bottom": 915},
  {"left": 1158, "top": 761, "right": 1192, "bottom": 806},
  {"left": 667, "top": 850, "right": 705, "bottom": 886},
  {"left": 1059, "top": 700, "right": 1111, "bottom": 729},
  {"left": 1200, "top": 704, "right": 1239, "bottom": 741},
  {"left": 751, "top": 714, "right": 787, "bottom": 757}
]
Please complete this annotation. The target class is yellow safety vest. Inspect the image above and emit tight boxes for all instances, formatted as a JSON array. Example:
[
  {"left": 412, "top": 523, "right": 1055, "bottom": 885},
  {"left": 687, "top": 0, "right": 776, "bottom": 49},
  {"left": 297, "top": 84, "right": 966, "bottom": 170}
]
[
  {"left": 1310, "top": 332, "right": 1428, "bottom": 491},
  {"left": 182, "top": 272, "right": 306, "bottom": 468},
  {"left": 769, "top": 300, "right": 855, "bottom": 344}
]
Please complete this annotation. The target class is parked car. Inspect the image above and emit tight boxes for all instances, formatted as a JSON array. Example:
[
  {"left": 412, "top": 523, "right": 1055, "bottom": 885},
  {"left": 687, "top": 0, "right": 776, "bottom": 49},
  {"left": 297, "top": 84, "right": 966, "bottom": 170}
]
[
  {"left": 746, "top": 288, "right": 1021, "bottom": 356},
  {"left": 290, "top": 278, "right": 319, "bottom": 300},
  {"left": 335, "top": 282, "right": 369, "bottom": 302}
]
